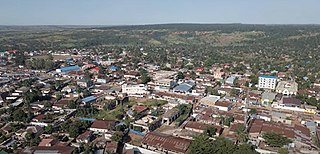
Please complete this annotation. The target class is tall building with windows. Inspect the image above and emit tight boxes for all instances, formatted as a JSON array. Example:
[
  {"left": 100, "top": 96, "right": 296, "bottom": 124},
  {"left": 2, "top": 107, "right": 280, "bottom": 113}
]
[{"left": 258, "top": 76, "right": 277, "bottom": 90}]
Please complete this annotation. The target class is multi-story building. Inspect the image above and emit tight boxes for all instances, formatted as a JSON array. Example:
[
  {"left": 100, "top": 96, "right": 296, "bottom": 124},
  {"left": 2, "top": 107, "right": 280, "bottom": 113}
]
[
  {"left": 122, "top": 84, "right": 149, "bottom": 97},
  {"left": 154, "top": 79, "right": 175, "bottom": 92},
  {"left": 258, "top": 75, "right": 277, "bottom": 90}
]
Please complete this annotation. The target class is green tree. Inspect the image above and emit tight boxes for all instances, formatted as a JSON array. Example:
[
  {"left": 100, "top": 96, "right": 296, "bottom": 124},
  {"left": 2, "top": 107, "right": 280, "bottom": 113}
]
[
  {"left": 262, "top": 132, "right": 292, "bottom": 147},
  {"left": 249, "top": 108, "right": 257, "bottom": 115},
  {"left": 111, "top": 132, "right": 124, "bottom": 142},
  {"left": 177, "top": 71, "right": 185, "bottom": 79},
  {"left": 235, "top": 125, "right": 248, "bottom": 143},
  {"left": 14, "top": 52, "right": 26, "bottom": 66},
  {"left": 189, "top": 136, "right": 258, "bottom": 154},
  {"left": 189, "top": 135, "right": 214, "bottom": 154},
  {"left": 204, "top": 127, "right": 217, "bottom": 137},
  {"left": 278, "top": 148, "right": 289, "bottom": 154},
  {"left": 44, "top": 125, "right": 54, "bottom": 134},
  {"left": 12, "top": 108, "right": 27, "bottom": 122}
]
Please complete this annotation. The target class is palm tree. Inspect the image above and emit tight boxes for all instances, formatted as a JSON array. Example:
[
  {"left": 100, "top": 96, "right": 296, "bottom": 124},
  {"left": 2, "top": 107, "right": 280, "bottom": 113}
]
[{"left": 235, "top": 125, "right": 248, "bottom": 143}]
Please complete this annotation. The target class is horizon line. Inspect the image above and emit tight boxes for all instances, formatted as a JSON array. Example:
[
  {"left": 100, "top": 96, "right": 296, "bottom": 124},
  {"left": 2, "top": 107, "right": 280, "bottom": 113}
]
[{"left": 1, "top": 22, "right": 320, "bottom": 27}]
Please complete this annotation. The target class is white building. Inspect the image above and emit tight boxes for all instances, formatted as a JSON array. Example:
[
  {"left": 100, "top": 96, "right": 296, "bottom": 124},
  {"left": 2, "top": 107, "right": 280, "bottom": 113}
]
[
  {"left": 154, "top": 79, "right": 175, "bottom": 92},
  {"left": 276, "top": 81, "right": 298, "bottom": 95},
  {"left": 258, "top": 76, "right": 277, "bottom": 90},
  {"left": 214, "top": 101, "right": 232, "bottom": 112},
  {"left": 122, "top": 84, "right": 149, "bottom": 97}
]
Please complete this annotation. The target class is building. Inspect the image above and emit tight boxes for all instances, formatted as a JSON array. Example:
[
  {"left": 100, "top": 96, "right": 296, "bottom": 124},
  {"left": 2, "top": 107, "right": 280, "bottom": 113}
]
[
  {"left": 162, "top": 108, "right": 180, "bottom": 125},
  {"left": 261, "top": 92, "right": 277, "bottom": 106},
  {"left": 276, "top": 81, "right": 298, "bottom": 95},
  {"left": 199, "top": 95, "right": 221, "bottom": 107},
  {"left": 213, "top": 68, "right": 225, "bottom": 79},
  {"left": 122, "top": 84, "right": 149, "bottom": 97},
  {"left": 20, "top": 146, "right": 75, "bottom": 154},
  {"left": 225, "top": 76, "right": 236, "bottom": 85},
  {"left": 214, "top": 101, "right": 232, "bottom": 112},
  {"left": 173, "top": 81, "right": 195, "bottom": 93},
  {"left": 258, "top": 75, "right": 277, "bottom": 90},
  {"left": 81, "top": 96, "right": 97, "bottom": 105},
  {"left": 141, "top": 132, "right": 191, "bottom": 154},
  {"left": 272, "top": 97, "right": 305, "bottom": 112},
  {"left": 56, "top": 65, "right": 80, "bottom": 73},
  {"left": 89, "top": 120, "right": 117, "bottom": 133},
  {"left": 154, "top": 79, "right": 175, "bottom": 92},
  {"left": 76, "top": 131, "right": 92, "bottom": 143},
  {"left": 184, "top": 121, "right": 223, "bottom": 136},
  {"left": 77, "top": 78, "right": 93, "bottom": 88}
]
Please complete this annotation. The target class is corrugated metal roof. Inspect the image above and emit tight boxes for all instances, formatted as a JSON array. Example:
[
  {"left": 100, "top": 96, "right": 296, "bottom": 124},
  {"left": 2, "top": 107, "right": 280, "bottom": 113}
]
[
  {"left": 81, "top": 96, "right": 96, "bottom": 103},
  {"left": 59, "top": 65, "right": 80, "bottom": 72}
]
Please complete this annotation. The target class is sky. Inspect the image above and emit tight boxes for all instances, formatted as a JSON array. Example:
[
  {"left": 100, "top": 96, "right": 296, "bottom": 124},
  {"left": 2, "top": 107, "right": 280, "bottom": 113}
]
[{"left": 0, "top": 0, "right": 319, "bottom": 25}]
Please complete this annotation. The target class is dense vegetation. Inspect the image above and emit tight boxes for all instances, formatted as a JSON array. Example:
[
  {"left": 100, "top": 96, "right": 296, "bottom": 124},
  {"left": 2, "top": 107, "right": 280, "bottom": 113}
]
[
  {"left": 189, "top": 135, "right": 258, "bottom": 154},
  {"left": 2, "top": 24, "right": 320, "bottom": 79},
  {"left": 3, "top": 24, "right": 320, "bottom": 103}
]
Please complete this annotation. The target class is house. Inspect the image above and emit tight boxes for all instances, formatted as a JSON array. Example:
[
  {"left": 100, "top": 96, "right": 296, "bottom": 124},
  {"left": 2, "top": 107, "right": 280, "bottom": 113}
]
[
  {"left": 141, "top": 132, "right": 191, "bottom": 154},
  {"left": 261, "top": 92, "right": 277, "bottom": 106},
  {"left": 214, "top": 101, "right": 232, "bottom": 112},
  {"left": 162, "top": 108, "right": 180, "bottom": 125},
  {"left": 90, "top": 67, "right": 100, "bottom": 74},
  {"left": 56, "top": 65, "right": 80, "bottom": 73},
  {"left": 76, "top": 131, "right": 92, "bottom": 143},
  {"left": 173, "top": 81, "right": 195, "bottom": 93},
  {"left": 199, "top": 95, "right": 220, "bottom": 108},
  {"left": 110, "top": 65, "right": 118, "bottom": 71},
  {"left": 134, "top": 105, "right": 148, "bottom": 114},
  {"left": 248, "top": 119, "right": 295, "bottom": 139},
  {"left": 25, "top": 126, "right": 44, "bottom": 138},
  {"left": 225, "top": 76, "right": 236, "bottom": 85},
  {"left": 213, "top": 68, "right": 225, "bottom": 79},
  {"left": 280, "top": 97, "right": 302, "bottom": 108},
  {"left": 276, "top": 81, "right": 298, "bottom": 95},
  {"left": 89, "top": 120, "right": 117, "bottom": 133},
  {"left": 272, "top": 97, "right": 305, "bottom": 112},
  {"left": 20, "top": 145, "right": 75, "bottom": 154},
  {"left": 258, "top": 75, "right": 277, "bottom": 90},
  {"left": 124, "top": 71, "right": 140, "bottom": 79},
  {"left": 81, "top": 96, "right": 97, "bottom": 105},
  {"left": 304, "top": 105, "right": 317, "bottom": 114},
  {"left": 77, "top": 78, "right": 93, "bottom": 88},
  {"left": 122, "top": 84, "right": 149, "bottom": 97},
  {"left": 195, "top": 67, "right": 205, "bottom": 72},
  {"left": 271, "top": 111, "right": 292, "bottom": 125},
  {"left": 184, "top": 121, "right": 223, "bottom": 136},
  {"left": 131, "top": 115, "right": 162, "bottom": 133},
  {"left": 38, "top": 138, "right": 58, "bottom": 147},
  {"left": 52, "top": 99, "right": 71, "bottom": 110}
]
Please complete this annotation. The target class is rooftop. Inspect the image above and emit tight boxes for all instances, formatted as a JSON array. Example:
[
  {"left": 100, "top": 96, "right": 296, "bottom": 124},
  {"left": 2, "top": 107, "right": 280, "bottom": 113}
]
[
  {"left": 141, "top": 132, "right": 191, "bottom": 153},
  {"left": 81, "top": 96, "right": 97, "bottom": 103},
  {"left": 259, "top": 75, "right": 277, "bottom": 79}
]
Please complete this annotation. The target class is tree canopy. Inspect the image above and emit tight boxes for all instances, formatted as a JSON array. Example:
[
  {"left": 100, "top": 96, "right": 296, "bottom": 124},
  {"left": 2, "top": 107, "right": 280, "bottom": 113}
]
[
  {"left": 262, "top": 132, "right": 292, "bottom": 147},
  {"left": 189, "top": 135, "right": 258, "bottom": 154}
]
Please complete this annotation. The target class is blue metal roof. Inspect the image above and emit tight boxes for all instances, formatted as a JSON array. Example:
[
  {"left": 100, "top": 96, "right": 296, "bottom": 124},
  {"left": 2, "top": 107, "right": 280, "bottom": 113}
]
[
  {"left": 79, "top": 118, "right": 96, "bottom": 121},
  {"left": 81, "top": 96, "right": 97, "bottom": 103},
  {"left": 129, "top": 129, "right": 145, "bottom": 136},
  {"left": 110, "top": 65, "right": 117, "bottom": 70},
  {"left": 259, "top": 75, "right": 277, "bottom": 79},
  {"left": 59, "top": 65, "right": 80, "bottom": 72},
  {"left": 173, "top": 81, "right": 195, "bottom": 92}
]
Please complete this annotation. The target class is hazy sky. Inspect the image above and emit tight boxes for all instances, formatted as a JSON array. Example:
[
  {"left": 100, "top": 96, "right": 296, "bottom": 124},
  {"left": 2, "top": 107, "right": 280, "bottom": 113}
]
[{"left": 0, "top": 0, "right": 319, "bottom": 25}]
